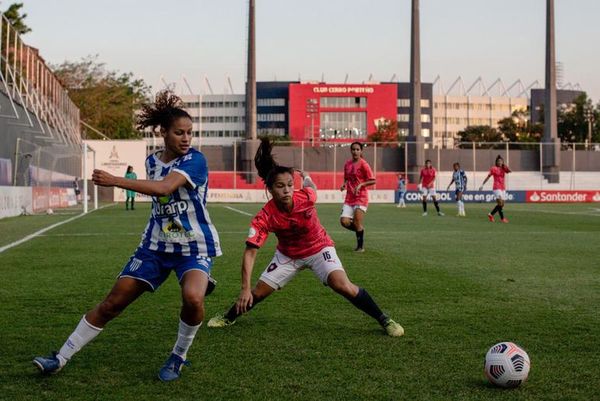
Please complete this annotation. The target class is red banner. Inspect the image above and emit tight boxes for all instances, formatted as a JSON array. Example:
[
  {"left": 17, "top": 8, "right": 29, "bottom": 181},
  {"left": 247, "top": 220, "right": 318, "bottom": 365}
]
[{"left": 526, "top": 190, "right": 600, "bottom": 203}]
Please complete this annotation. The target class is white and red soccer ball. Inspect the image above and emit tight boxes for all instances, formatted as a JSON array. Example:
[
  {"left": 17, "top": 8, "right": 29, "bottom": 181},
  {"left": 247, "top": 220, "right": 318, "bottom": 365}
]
[{"left": 484, "top": 342, "right": 530, "bottom": 388}]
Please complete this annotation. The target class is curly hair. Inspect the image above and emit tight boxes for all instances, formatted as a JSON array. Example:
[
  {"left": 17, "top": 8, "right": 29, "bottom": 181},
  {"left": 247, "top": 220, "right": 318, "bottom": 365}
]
[
  {"left": 136, "top": 90, "right": 191, "bottom": 132},
  {"left": 254, "top": 138, "right": 294, "bottom": 189}
]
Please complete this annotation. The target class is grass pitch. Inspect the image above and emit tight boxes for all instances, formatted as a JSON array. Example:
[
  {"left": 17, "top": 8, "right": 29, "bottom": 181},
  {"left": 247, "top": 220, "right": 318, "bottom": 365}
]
[{"left": 0, "top": 202, "right": 599, "bottom": 400}]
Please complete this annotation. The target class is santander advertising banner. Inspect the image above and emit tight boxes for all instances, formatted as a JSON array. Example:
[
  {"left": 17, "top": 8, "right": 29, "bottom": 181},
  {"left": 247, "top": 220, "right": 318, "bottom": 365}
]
[{"left": 526, "top": 191, "right": 600, "bottom": 203}]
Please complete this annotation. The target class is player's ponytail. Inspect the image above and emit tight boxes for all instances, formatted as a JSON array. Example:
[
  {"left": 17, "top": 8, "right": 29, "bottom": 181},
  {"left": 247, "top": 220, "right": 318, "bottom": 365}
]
[
  {"left": 136, "top": 90, "right": 191, "bottom": 132},
  {"left": 254, "top": 138, "right": 294, "bottom": 188}
]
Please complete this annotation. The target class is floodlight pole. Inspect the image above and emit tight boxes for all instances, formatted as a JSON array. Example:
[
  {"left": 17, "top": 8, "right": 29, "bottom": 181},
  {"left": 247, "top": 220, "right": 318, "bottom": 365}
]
[{"left": 83, "top": 142, "right": 88, "bottom": 214}]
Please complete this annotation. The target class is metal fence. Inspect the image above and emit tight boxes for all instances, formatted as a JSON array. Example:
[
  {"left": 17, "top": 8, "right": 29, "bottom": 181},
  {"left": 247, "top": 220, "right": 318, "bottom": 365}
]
[{"left": 182, "top": 140, "right": 600, "bottom": 191}]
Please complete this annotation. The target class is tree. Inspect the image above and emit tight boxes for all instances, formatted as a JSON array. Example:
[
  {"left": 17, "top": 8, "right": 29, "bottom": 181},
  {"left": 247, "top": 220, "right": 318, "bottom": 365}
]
[
  {"left": 52, "top": 56, "right": 151, "bottom": 139},
  {"left": 369, "top": 118, "right": 399, "bottom": 143},
  {"left": 556, "top": 93, "right": 600, "bottom": 143},
  {"left": 2, "top": 2, "right": 31, "bottom": 35},
  {"left": 497, "top": 109, "right": 543, "bottom": 143},
  {"left": 457, "top": 125, "right": 502, "bottom": 143}
]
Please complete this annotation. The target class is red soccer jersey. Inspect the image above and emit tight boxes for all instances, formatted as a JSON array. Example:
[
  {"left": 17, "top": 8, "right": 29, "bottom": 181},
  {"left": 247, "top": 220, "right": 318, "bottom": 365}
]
[
  {"left": 245, "top": 187, "right": 334, "bottom": 259},
  {"left": 489, "top": 165, "right": 510, "bottom": 190},
  {"left": 343, "top": 158, "right": 374, "bottom": 206},
  {"left": 420, "top": 167, "right": 436, "bottom": 189}
]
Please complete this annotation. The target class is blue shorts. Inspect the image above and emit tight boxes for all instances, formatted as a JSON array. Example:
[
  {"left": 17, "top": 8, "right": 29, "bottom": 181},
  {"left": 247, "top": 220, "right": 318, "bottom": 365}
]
[{"left": 119, "top": 247, "right": 213, "bottom": 291}]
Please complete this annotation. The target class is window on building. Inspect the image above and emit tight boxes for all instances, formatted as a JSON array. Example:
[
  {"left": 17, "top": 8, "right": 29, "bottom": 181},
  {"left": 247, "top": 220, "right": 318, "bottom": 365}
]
[
  {"left": 320, "top": 97, "right": 367, "bottom": 108},
  {"left": 257, "top": 98, "right": 286, "bottom": 107},
  {"left": 398, "top": 99, "right": 410, "bottom": 107},
  {"left": 319, "top": 112, "right": 367, "bottom": 139},
  {"left": 397, "top": 114, "right": 410, "bottom": 122}
]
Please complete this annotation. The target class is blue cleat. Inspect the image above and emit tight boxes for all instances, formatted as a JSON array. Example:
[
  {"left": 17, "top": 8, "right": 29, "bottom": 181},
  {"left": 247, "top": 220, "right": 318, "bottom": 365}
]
[
  {"left": 33, "top": 352, "right": 64, "bottom": 374},
  {"left": 158, "top": 353, "right": 190, "bottom": 382}
]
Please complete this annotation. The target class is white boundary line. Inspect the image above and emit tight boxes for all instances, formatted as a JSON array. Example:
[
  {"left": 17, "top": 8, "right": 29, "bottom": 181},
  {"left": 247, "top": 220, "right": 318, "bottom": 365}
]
[
  {"left": 224, "top": 206, "right": 253, "bottom": 216},
  {"left": 0, "top": 203, "right": 117, "bottom": 254}
]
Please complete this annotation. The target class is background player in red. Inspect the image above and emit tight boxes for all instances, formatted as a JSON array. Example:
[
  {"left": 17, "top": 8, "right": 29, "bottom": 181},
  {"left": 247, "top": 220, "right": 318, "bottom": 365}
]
[
  {"left": 419, "top": 159, "right": 444, "bottom": 216},
  {"left": 340, "top": 142, "right": 376, "bottom": 252},
  {"left": 479, "top": 155, "right": 511, "bottom": 223},
  {"left": 207, "top": 139, "right": 403, "bottom": 337}
]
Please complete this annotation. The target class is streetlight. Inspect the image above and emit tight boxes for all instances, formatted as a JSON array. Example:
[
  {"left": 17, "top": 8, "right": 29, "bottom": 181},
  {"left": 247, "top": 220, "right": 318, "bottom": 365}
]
[
  {"left": 306, "top": 98, "right": 319, "bottom": 146},
  {"left": 584, "top": 104, "right": 594, "bottom": 150}
]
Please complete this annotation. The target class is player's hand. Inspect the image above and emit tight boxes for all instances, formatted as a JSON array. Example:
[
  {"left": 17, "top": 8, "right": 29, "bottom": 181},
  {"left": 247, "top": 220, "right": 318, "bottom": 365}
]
[
  {"left": 340, "top": 183, "right": 346, "bottom": 192},
  {"left": 92, "top": 169, "right": 117, "bottom": 187},
  {"left": 478, "top": 186, "right": 483, "bottom": 191},
  {"left": 354, "top": 184, "right": 361, "bottom": 195},
  {"left": 294, "top": 168, "right": 306, "bottom": 178},
  {"left": 235, "top": 288, "right": 254, "bottom": 315}
]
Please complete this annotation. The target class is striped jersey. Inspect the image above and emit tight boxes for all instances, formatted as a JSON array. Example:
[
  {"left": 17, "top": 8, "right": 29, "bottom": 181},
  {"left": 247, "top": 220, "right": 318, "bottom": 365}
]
[
  {"left": 452, "top": 169, "right": 468, "bottom": 191},
  {"left": 139, "top": 148, "right": 222, "bottom": 257}
]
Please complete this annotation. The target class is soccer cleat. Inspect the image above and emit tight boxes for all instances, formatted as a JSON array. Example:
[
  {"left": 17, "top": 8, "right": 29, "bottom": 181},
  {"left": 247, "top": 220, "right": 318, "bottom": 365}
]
[
  {"left": 487, "top": 214, "right": 495, "bottom": 222},
  {"left": 437, "top": 211, "right": 445, "bottom": 216},
  {"left": 383, "top": 318, "right": 405, "bottom": 337},
  {"left": 501, "top": 218, "right": 509, "bottom": 223},
  {"left": 207, "top": 314, "right": 236, "bottom": 328},
  {"left": 354, "top": 247, "right": 365, "bottom": 253},
  {"left": 158, "top": 353, "right": 190, "bottom": 382},
  {"left": 422, "top": 212, "right": 428, "bottom": 216},
  {"left": 33, "top": 352, "right": 64, "bottom": 374},
  {"left": 396, "top": 204, "right": 402, "bottom": 208}
]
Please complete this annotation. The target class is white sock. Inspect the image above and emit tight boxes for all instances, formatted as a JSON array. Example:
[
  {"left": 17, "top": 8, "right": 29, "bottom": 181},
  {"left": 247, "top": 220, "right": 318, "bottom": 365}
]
[
  {"left": 460, "top": 201, "right": 465, "bottom": 213},
  {"left": 58, "top": 316, "right": 103, "bottom": 365},
  {"left": 172, "top": 319, "right": 202, "bottom": 360}
]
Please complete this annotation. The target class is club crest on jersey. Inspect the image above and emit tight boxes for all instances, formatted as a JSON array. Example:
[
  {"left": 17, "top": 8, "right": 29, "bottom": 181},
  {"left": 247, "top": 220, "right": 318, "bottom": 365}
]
[
  {"left": 248, "top": 227, "right": 257, "bottom": 238},
  {"left": 154, "top": 200, "right": 189, "bottom": 217}
]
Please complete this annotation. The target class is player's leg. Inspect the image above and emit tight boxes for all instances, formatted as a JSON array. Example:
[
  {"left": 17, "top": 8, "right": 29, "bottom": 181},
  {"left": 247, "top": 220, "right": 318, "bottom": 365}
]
[
  {"left": 489, "top": 191, "right": 501, "bottom": 221},
  {"left": 130, "top": 196, "right": 135, "bottom": 210},
  {"left": 421, "top": 193, "right": 428, "bottom": 215},
  {"left": 340, "top": 204, "right": 355, "bottom": 231},
  {"left": 158, "top": 268, "right": 208, "bottom": 382},
  {"left": 399, "top": 191, "right": 406, "bottom": 207},
  {"left": 498, "top": 196, "right": 507, "bottom": 222},
  {"left": 125, "top": 196, "right": 130, "bottom": 210},
  {"left": 33, "top": 277, "right": 148, "bottom": 374},
  {"left": 310, "top": 248, "right": 403, "bottom": 337},
  {"left": 208, "top": 252, "right": 295, "bottom": 327},
  {"left": 432, "top": 190, "right": 443, "bottom": 216},
  {"left": 352, "top": 207, "right": 366, "bottom": 252}
]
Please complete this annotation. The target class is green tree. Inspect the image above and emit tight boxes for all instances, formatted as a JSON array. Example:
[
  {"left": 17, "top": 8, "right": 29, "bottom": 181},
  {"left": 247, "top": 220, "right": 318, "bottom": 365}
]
[
  {"left": 457, "top": 125, "right": 502, "bottom": 143},
  {"left": 2, "top": 2, "right": 31, "bottom": 35},
  {"left": 52, "top": 56, "right": 151, "bottom": 139},
  {"left": 556, "top": 93, "right": 600, "bottom": 143},
  {"left": 497, "top": 109, "right": 543, "bottom": 143}
]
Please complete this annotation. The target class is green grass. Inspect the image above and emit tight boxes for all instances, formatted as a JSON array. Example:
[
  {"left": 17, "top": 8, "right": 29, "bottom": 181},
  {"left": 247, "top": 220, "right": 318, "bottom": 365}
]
[{"left": 0, "top": 202, "right": 599, "bottom": 400}]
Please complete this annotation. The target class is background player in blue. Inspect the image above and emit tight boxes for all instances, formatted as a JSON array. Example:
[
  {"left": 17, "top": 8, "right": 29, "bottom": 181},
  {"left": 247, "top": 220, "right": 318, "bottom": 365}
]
[
  {"left": 33, "top": 91, "right": 221, "bottom": 382},
  {"left": 396, "top": 173, "right": 406, "bottom": 208},
  {"left": 446, "top": 162, "right": 468, "bottom": 216}
]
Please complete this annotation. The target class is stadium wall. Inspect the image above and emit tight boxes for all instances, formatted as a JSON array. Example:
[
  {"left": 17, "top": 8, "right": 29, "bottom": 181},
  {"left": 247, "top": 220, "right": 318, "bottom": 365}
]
[{"left": 196, "top": 145, "right": 600, "bottom": 173}]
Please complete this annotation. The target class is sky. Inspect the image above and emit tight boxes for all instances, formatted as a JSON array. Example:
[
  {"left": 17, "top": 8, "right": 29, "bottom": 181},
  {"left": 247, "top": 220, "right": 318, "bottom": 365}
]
[{"left": 19, "top": 0, "right": 600, "bottom": 100}]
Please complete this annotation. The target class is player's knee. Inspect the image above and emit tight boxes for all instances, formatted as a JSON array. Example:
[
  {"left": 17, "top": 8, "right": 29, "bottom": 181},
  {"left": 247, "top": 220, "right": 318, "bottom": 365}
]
[
  {"left": 97, "top": 297, "right": 126, "bottom": 321},
  {"left": 340, "top": 218, "right": 352, "bottom": 228},
  {"left": 182, "top": 291, "right": 205, "bottom": 312}
]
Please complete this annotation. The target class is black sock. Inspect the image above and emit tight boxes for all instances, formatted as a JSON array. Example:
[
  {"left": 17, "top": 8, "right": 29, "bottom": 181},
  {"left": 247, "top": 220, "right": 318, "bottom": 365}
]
[
  {"left": 433, "top": 201, "right": 440, "bottom": 213},
  {"left": 356, "top": 230, "right": 364, "bottom": 249},
  {"left": 490, "top": 205, "right": 500, "bottom": 215},
  {"left": 131, "top": 199, "right": 135, "bottom": 209},
  {"left": 224, "top": 295, "right": 264, "bottom": 321},
  {"left": 422, "top": 201, "right": 427, "bottom": 212},
  {"left": 345, "top": 288, "right": 388, "bottom": 326},
  {"left": 498, "top": 207, "right": 504, "bottom": 219}
]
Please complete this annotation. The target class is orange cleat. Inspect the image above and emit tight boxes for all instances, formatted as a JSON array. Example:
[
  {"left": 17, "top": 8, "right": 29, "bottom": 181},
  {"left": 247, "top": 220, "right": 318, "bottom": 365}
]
[
  {"left": 501, "top": 218, "right": 509, "bottom": 223},
  {"left": 487, "top": 214, "right": 495, "bottom": 222}
]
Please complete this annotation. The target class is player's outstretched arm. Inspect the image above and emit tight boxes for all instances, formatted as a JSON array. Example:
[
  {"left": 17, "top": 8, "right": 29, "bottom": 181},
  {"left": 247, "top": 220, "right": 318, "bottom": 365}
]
[
  {"left": 479, "top": 174, "right": 492, "bottom": 191},
  {"left": 92, "top": 169, "right": 187, "bottom": 197},
  {"left": 447, "top": 178, "right": 454, "bottom": 191},
  {"left": 236, "top": 246, "right": 259, "bottom": 315},
  {"left": 296, "top": 169, "right": 317, "bottom": 191}
]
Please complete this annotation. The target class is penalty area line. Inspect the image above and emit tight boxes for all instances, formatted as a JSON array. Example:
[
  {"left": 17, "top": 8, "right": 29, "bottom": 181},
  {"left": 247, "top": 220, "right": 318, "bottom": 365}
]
[{"left": 0, "top": 203, "right": 117, "bottom": 254}]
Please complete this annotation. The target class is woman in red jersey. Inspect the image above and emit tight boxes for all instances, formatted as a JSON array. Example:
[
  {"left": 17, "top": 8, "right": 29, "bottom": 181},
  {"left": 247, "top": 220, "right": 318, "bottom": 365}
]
[
  {"left": 207, "top": 139, "right": 403, "bottom": 337},
  {"left": 340, "top": 142, "right": 376, "bottom": 252},
  {"left": 479, "top": 155, "right": 512, "bottom": 223}
]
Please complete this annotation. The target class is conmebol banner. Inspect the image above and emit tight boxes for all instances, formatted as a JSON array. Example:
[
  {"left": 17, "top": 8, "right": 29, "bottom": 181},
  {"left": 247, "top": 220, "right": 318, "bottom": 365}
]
[{"left": 397, "top": 191, "right": 527, "bottom": 203}]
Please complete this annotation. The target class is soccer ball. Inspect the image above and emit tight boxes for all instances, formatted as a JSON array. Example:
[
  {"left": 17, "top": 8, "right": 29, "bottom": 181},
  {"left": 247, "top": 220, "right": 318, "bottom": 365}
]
[{"left": 484, "top": 342, "right": 530, "bottom": 388}]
